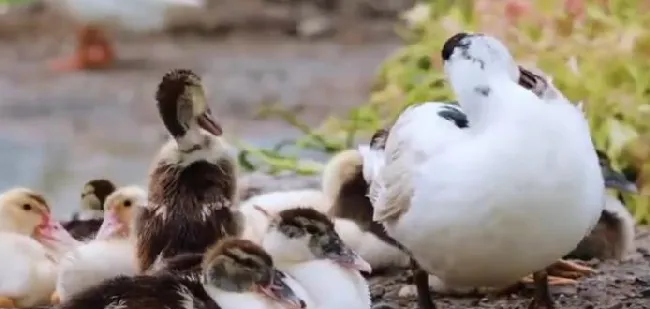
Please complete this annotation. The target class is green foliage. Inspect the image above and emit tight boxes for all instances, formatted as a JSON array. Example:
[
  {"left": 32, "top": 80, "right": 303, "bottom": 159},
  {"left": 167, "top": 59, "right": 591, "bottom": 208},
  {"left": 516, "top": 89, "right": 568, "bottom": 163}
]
[{"left": 238, "top": 0, "right": 650, "bottom": 223}]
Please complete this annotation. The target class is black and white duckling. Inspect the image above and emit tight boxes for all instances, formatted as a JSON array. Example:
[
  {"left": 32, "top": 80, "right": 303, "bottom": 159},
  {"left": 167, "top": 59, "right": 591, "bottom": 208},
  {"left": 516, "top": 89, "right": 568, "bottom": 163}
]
[
  {"left": 62, "top": 179, "right": 117, "bottom": 240},
  {"left": 135, "top": 69, "right": 242, "bottom": 272},
  {"left": 361, "top": 33, "right": 605, "bottom": 309},
  {"left": 58, "top": 237, "right": 308, "bottom": 309},
  {"left": 53, "top": 185, "right": 147, "bottom": 304},
  {"left": 0, "top": 188, "right": 79, "bottom": 308},
  {"left": 565, "top": 150, "right": 638, "bottom": 261},
  {"left": 256, "top": 206, "right": 371, "bottom": 309},
  {"left": 239, "top": 189, "right": 332, "bottom": 243},
  {"left": 321, "top": 146, "right": 410, "bottom": 273}
]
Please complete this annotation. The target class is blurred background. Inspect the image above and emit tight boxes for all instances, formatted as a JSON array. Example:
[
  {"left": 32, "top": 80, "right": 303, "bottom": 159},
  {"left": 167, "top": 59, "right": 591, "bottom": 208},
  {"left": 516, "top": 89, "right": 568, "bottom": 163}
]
[{"left": 0, "top": 0, "right": 647, "bottom": 222}]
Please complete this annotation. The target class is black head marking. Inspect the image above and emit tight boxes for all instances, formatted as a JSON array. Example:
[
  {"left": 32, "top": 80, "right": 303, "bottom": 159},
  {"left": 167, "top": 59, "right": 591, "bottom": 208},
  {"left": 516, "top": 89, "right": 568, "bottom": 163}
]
[
  {"left": 437, "top": 105, "right": 469, "bottom": 128},
  {"left": 441, "top": 32, "right": 471, "bottom": 61}
]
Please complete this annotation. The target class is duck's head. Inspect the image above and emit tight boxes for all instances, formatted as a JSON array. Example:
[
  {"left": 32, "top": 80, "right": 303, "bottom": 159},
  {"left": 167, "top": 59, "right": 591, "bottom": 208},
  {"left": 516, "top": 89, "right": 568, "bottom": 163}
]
[
  {"left": 95, "top": 185, "right": 147, "bottom": 240},
  {"left": 80, "top": 179, "right": 116, "bottom": 212},
  {"left": 257, "top": 206, "right": 372, "bottom": 273},
  {"left": 156, "top": 69, "right": 222, "bottom": 151},
  {"left": 597, "top": 150, "right": 638, "bottom": 193},
  {"left": 202, "top": 237, "right": 306, "bottom": 309},
  {"left": 441, "top": 32, "right": 546, "bottom": 97},
  {"left": 0, "top": 188, "right": 77, "bottom": 249}
]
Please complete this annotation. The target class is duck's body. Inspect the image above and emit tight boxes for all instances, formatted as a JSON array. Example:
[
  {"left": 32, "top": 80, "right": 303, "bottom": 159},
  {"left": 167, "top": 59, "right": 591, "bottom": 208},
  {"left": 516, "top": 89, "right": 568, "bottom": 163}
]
[
  {"left": 364, "top": 33, "right": 603, "bottom": 308},
  {"left": 135, "top": 70, "right": 241, "bottom": 273},
  {"left": 322, "top": 148, "right": 409, "bottom": 271},
  {"left": 48, "top": 0, "right": 203, "bottom": 71},
  {"left": 239, "top": 189, "right": 331, "bottom": 243},
  {"left": 0, "top": 232, "right": 59, "bottom": 307},
  {"left": 62, "top": 179, "right": 116, "bottom": 241},
  {"left": 54, "top": 186, "right": 146, "bottom": 303}
]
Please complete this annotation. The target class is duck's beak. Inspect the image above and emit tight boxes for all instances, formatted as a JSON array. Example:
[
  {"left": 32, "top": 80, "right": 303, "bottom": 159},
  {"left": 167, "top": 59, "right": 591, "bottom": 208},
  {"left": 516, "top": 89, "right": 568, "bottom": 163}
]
[
  {"left": 325, "top": 244, "right": 372, "bottom": 273},
  {"left": 35, "top": 217, "right": 79, "bottom": 251},
  {"left": 254, "top": 271, "right": 305, "bottom": 309},
  {"left": 95, "top": 211, "right": 125, "bottom": 240},
  {"left": 603, "top": 167, "right": 638, "bottom": 193},
  {"left": 197, "top": 110, "right": 222, "bottom": 137},
  {"left": 518, "top": 66, "right": 547, "bottom": 97}
]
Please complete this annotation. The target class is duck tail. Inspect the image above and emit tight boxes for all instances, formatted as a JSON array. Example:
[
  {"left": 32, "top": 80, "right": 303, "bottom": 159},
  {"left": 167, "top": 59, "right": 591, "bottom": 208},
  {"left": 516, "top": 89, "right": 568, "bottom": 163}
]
[{"left": 358, "top": 144, "right": 385, "bottom": 185}]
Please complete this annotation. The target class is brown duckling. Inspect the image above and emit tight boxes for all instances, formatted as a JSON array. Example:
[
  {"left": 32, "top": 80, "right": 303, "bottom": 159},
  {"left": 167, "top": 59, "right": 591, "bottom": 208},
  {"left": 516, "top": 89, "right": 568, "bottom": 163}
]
[
  {"left": 135, "top": 69, "right": 242, "bottom": 273},
  {"left": 62, "top": 179, "right": 117, "bottom": 240},
  {"left": 58, "top": 238, "right": 306, "bottom": 309}
]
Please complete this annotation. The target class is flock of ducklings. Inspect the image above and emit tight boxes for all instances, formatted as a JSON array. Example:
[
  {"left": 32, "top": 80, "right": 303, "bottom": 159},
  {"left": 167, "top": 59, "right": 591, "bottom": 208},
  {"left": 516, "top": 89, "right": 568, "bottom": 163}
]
[{"left": 0, "top": 33, "right": 643, "bottom": 309}]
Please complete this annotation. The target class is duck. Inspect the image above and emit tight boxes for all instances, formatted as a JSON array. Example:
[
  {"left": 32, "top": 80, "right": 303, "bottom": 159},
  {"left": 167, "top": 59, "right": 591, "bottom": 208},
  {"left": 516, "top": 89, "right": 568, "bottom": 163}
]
[
  {"left": 53, "top": 185, "right": 147, "bottom": 304},
  {"left": 135, "top": 69, "right": 243, "bottom": 273},
  {"left": 62, "top": 178, "right": 117, "bottom": 240},
  {"left": 0, "top": 188, "right": 79, "bottom": 308},
  {"left": 239, "top": 189, "right": 332, "bottom": 244},
  {"left": 255, "top": 206, "right": 371, "bottom": 309},
  {"left": 58, "top": 237, "right": 308, "bottom": 309},
  {"left": 361, "top": 32, "right": 604, "bottom": 309},
  {"left": 321, "top": 146, "right": 410, "bottom": 273},
  {"left": 565, "top": 150, "right": 638, "bottom": 261},
  {"left": 47, "top": 0, "right": 204, "bottom": 71}
]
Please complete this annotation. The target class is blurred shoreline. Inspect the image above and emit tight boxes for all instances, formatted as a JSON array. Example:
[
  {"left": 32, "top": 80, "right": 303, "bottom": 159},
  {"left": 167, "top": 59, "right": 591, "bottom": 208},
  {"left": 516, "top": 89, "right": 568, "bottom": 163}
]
[{"left": 0, "top": 0, "right": 407, "bottom": 217}]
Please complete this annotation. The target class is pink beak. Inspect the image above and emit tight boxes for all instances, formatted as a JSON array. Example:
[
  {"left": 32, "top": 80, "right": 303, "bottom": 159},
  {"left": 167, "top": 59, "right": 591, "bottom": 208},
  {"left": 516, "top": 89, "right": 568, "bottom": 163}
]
[
  {"left": 37, "top": 218, "right": 79, "bottom": 251},
  {"left": 95, "top": 212, "right": 123, "bottom": 240}
]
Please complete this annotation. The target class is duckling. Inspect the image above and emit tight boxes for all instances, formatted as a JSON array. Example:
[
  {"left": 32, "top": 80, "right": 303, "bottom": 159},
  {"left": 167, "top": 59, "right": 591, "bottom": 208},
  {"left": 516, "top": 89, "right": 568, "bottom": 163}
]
[
  {"left": 564, "top": 150, "right": 638, "bottom": 261},
  {"left": 135, "top": 69, "right": 242, "bottom": 273},
  {"left": 321, "top": 147, "right": 409, "bottom": 272},
  {"left": 62, "top": 179, "right": 117, "bottom": 240},
  {"left": 256, "top": 206, "right": 371, "bottom": 309},
  {"left": 239, "top": 189, "right": 332, "bottom": 244},
  {"left": 0, "top": 188, "right": 79, "bottom": 308},
  {"left": 58, "top": 238, "right": 308, "bottom": 309},
  {"left": 53, "top": 185, "right": 147, "bottom": 304},
  {"left": 363, "top": 33, "right": 604, "bottom": 309}
]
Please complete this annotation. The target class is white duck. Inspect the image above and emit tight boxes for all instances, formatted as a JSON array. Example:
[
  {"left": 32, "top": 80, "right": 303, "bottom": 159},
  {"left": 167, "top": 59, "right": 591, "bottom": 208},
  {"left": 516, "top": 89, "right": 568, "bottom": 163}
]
[
  {"left": 47, "top": 0, "right": 204, "bottom": 71},
  {"left": 361, "top": 33, "right": 604, "bottom": 309},
  {"left": 0, "top": 188, "right": 79, "bottom": 308},
  {"left": 256, "top": 206, "right": 371, "bottom": 309},
  {"left": 53, "top": 185, "right": 146, "bottom": 304}
]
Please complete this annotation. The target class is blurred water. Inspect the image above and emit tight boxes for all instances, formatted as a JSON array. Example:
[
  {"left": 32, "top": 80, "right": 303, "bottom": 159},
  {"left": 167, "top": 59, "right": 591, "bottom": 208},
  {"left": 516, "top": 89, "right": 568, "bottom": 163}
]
[{"left": 0, "top": 38, "right": 400, "bottom": 219}]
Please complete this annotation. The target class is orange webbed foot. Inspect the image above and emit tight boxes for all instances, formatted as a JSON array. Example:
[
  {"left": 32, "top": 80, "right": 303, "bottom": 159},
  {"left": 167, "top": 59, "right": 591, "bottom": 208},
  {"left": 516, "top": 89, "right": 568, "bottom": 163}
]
[
  {"left": 50, "top": 291, "right": 61, "bottom": 305},
  {"left": 0, "top": 296, "right": 16, "bottom": 308}
]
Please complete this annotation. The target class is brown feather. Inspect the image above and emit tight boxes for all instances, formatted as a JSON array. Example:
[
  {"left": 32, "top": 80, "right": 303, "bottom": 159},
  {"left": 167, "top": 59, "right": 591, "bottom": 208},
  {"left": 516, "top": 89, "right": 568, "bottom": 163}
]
[{"left": 137, "top": 158, "right": 239, "bottom": 272}]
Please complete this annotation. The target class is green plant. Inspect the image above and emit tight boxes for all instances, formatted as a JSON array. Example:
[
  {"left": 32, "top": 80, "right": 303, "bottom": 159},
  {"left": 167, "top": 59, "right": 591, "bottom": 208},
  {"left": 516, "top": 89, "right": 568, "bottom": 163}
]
[{"left": 238, "top": 0, "right": 650, "bottom": 223}]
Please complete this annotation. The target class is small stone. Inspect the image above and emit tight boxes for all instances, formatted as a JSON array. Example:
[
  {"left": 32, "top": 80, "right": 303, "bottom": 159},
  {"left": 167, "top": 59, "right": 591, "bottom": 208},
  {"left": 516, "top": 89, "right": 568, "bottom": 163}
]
[
  {"left": 372, "top": 302, "right": 397, "bottom": 309},
  {"left": 549, "top": 284, "right": 577, "bottom": 295},
  {"left": 640, "top": 288, "right": 650, "bottom": 298},
  {"left": 397, "top": 284, "right": 418, "bottom": 298}
]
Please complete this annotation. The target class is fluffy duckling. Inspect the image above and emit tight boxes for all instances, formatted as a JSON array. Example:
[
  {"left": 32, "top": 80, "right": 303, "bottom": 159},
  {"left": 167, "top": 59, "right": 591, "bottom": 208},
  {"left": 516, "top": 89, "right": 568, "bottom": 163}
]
[
  {"left": 565, "top": 151, "right": 638, "bottom": 261},
  {"left": 0, "top": 188, "right": 79, "bottom": 308},
  {"left": 321, "top": 146, "right": 410, "bottom": 272},
  {"left": 58, "top": 238, "right": 307, "bottom": 309},
  {"left": 239, "top": 189, "right": 332, "bottom": 244},
  {"left": 53, "top": 185, "right": 147, "bottom": 304},
  {"left": 135, "top": 69, "right": 242, "bottom": 273},
  {"left": 62, "top": 179, "right": 117, "bottom": 240},
  {"left": 256, "top": 207, "right": 371, "bottom": 309}
]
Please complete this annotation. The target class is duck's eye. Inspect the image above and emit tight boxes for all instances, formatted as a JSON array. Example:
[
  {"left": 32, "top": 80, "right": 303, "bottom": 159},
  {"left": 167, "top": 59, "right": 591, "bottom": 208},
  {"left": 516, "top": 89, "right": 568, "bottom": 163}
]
[
  {"left": 123, "top": 200, "right": 132, "bottom": 208},
  {"left": 22, "top": 204, "right": 32, "bottom": 211}
]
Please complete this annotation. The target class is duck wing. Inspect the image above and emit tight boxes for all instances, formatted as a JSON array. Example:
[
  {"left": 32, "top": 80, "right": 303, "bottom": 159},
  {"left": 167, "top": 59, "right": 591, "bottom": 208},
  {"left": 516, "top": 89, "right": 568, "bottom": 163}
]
[{"left": 362, "top": 102, "right": 468, "bottom": 223}]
